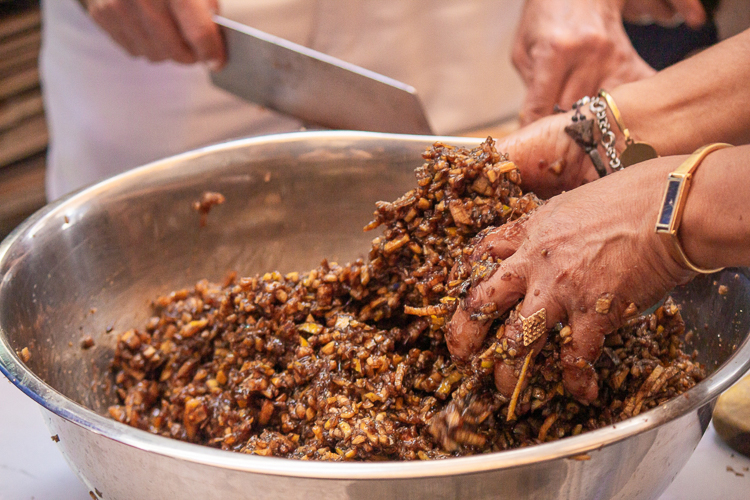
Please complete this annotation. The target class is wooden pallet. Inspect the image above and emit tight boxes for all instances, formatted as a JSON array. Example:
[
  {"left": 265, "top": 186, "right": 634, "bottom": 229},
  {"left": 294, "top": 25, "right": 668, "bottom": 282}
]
[
  {"left": 0, "top": 2, "right": 46, "bottom": 236},
  {"left": 0, "top": 5, "right": 45, "bottom": 170}
]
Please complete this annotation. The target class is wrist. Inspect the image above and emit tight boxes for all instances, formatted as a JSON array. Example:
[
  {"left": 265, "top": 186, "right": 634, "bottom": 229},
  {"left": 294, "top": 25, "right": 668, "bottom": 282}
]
[
  {"left": 638, "top": 158, "right": 696, "bottom": 282},
  {"left": 655, "top": 145, "right": 737, "bottom": 274},
  {"left": 608, "top": 84, "right": 673, "bottom": 156},
  {"left": 679, "top": 148, "right": 739, "bottom": 271},
  {"left": 597, "top": 156, "right": 694, "bottom": 286}
]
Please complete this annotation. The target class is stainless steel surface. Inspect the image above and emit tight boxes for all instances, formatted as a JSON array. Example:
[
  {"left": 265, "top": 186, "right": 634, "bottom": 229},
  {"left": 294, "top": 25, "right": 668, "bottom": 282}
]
[
  {"left": 0, "top": 131, "right": 749, "bottom": 499},
  {"left": 210, "top": 16, "right": 433, "bottom": 135}
]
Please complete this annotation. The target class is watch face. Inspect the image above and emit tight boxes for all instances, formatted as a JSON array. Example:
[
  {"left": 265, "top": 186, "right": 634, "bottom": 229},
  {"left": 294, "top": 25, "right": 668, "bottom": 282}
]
[
  {"left": 656, "top": 177, "right": 683, "bottom": 231},
  {"left": 621, "top": 142, "right": 658, "bottom": 167}
]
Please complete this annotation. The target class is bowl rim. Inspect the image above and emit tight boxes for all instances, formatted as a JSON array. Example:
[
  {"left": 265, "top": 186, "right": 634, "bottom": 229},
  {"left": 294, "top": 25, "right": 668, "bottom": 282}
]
[{"left": 2, "top": 130, "right": 750, "bottom": 480}]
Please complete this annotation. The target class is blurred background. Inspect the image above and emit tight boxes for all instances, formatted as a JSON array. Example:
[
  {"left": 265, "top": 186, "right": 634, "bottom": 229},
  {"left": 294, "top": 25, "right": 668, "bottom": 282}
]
[{"left": 0, "top": 0, "right": 45, "bottom": 239}]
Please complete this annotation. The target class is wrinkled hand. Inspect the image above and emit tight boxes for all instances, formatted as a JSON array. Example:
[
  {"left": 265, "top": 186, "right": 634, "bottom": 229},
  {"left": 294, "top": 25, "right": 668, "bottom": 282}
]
[
  {"left": 446, "top": 156, "right": 693, "bottom": 404},
  {"left": 82, "top": 0, "right": 225, "bottom": 67},
  {"left": 622, "top": 0, "right": 706, "bottom": 28},
  {"left": 513, "top": 0, "right": 655, "bottom": 126}
]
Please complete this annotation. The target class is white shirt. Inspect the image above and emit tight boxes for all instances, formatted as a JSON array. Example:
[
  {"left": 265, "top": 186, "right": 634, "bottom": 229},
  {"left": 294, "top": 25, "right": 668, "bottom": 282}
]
[{"left": 41, "top": 0, "right": 524, "bottom": 199}]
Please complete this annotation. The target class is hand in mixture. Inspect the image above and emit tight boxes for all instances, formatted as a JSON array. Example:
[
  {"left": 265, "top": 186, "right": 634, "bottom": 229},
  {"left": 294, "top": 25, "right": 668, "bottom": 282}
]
[{"left": 447, "top": 157, "right": 692, "bottom": 405}]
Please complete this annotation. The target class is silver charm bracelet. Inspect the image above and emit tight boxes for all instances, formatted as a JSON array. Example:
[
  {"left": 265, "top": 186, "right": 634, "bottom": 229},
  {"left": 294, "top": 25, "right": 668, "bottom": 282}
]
[
  {"left": 562, "top": 96, "right": 614, "bottom": 177},
  {"left": 589, "top": 96, "right": 623, "bottom": 172},
  {"left": 562, "top": 92, "right": 658, "bottom": 176}
]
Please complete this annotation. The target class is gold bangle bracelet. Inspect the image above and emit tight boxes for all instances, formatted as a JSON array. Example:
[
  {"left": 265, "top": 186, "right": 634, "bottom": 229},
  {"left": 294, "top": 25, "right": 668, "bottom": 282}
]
[
  {"left": 598, "top": 89, "right": 658, "bottom": 167},
  {"left": 654, "top": 143, "right": 732, "bottom": 274},
  {"left": 598, "top": 89, "right": 631, "bottom": 143}
]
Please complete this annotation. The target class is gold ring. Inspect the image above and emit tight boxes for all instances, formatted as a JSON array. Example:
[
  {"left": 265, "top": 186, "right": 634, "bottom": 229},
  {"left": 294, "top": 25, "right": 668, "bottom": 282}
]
[{"left": 520, "top": 308, "right": 547, "bottom": 347}]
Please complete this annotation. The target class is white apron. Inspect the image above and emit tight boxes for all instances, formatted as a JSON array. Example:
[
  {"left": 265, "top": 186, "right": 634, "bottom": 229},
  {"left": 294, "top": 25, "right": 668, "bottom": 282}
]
[{"left": 41, "top": 0, "right": 524, "bottom": 199}]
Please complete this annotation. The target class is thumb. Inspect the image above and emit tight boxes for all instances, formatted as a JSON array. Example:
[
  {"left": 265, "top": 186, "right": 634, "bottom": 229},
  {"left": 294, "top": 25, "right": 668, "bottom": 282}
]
[{"left": 495, "top": 112, "right": 587, "bottom": 199}]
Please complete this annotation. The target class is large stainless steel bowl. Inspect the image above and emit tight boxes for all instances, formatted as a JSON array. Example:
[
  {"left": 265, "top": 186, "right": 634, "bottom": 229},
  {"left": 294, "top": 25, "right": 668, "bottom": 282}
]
[{"left": 1, "top": 131, "right": 749, "bottom": 500}]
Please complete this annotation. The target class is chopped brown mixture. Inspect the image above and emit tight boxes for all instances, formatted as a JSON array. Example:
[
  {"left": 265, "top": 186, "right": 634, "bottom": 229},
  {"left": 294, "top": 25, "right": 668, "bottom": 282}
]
[
  {"left": 19, "top": 347, "right": 31, "bottom": 363},
  {"left": 193, "top": 191, "right": 226, "bottom": 227},
  {"left": 109, "top": 139, "right": 704, "bottom": 461}
]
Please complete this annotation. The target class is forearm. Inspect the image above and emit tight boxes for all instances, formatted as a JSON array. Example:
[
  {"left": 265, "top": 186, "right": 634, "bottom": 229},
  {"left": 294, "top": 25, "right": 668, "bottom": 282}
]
[
  {"left": 678, "top": 144, "right": 750, "bottom": 269},
  {"left": 611, "top": 29, "right": 750, "bottom": 155}
]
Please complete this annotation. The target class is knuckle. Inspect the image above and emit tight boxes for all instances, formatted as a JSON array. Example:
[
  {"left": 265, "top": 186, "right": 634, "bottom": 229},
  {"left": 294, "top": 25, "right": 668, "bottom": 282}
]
[
  {"left": 470, "top": 227, "right": 511, "bottom": 262},
  {"left": 476, "top": 225, "right": 502, "bottom": 243},
  {"left": 579, "top": 31, "right": 610, "bottom": 50},
  {"left": 547, "top": 33, "right": 579, "bottom": 54},
  {"left": 528, "top": 42, "right": 555, "bottom": 62}
]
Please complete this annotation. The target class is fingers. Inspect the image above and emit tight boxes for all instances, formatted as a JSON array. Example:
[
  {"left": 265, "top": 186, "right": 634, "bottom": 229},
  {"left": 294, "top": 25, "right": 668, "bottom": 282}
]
[
  {"left": 86, "top": 0, "right": 223, "bottom": 65},
  {"left": 88, "top": 1, "right": 150, "bottom": 58},
  {"left": 559, "top": 47, "right": 656, "bottom": 112},
  {"left": 622, "top": 0, "right": 706, "bottom": 28},
  {"left": 560, "top": 311, "right": 608, "bottom": 404},
  {"left": 446, "top": 218, "right": 531, "bottom": 360},
  {"left": 557, "top": 66, "right": 600, "bottom": 112},
  {"left": 493, "top": 292, "right": 565, "bottom": 400},
  {"left": 469, "top": 219, "right": 528, "bottom": 263},
  {"left": 519, "top": 46, "right": 568, "bottom": 126},
  {"left": 446, "top": 308, "right": 493, "bottom": 363},
  {"left": 169, "top": 0, "right": 226, "bottom": 66},
  {"left": 446, "top": 258, "right": 526, "bottom": 361},
  {"left": 135, "top": 1, "right": 196, "bottom": 63},
  {"left": 628, "top": 0, "right": 679, "bottom": 24},
  {"left": 668, "top": 0, "right": 707, "bottom": 28},
  {"left": 491, "top": 296, "right": 610, "bottom": 406}
]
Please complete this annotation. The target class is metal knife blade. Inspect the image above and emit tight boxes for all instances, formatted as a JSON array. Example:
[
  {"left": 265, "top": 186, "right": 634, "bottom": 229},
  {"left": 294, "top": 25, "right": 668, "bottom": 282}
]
[{"left": 210, "top": 16, "right": 433, "bottom": 135}]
